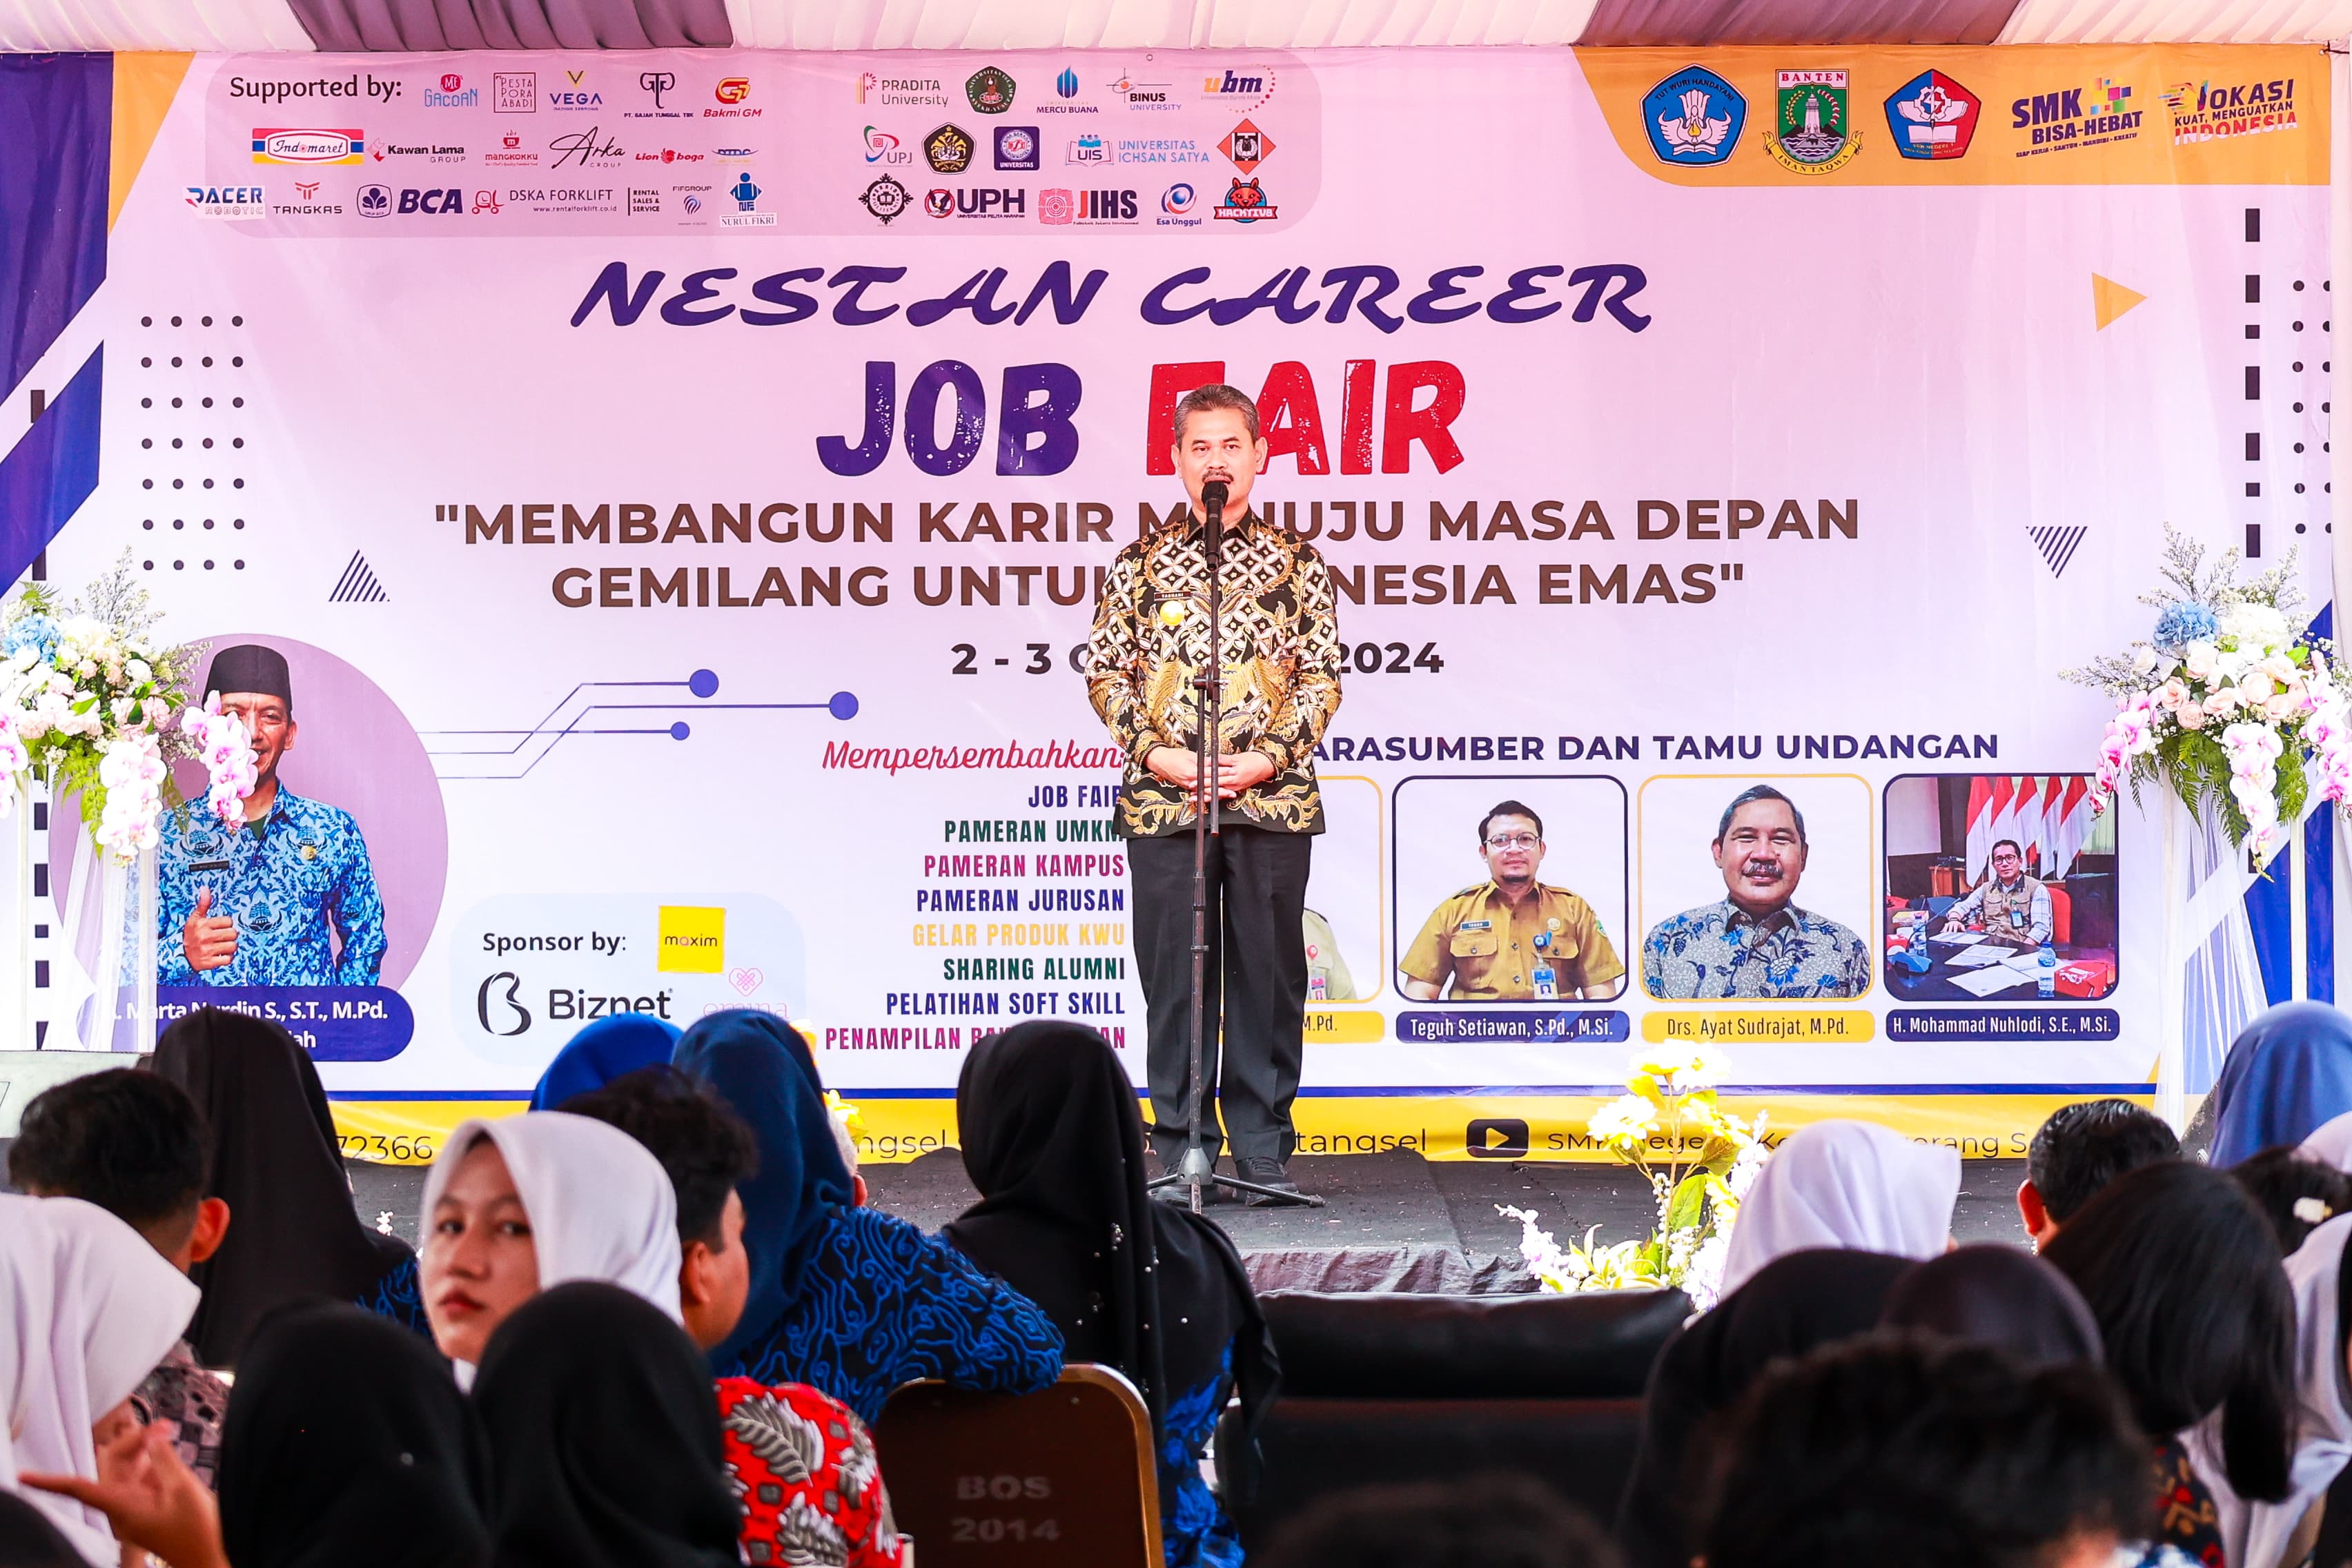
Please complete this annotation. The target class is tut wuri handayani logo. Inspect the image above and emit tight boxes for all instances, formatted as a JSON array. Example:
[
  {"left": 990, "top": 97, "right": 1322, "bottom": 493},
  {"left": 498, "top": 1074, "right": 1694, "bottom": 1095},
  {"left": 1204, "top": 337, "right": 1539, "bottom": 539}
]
[
  {"left": 1767, "top": 69, "right": 1861, "bottom": 174},
  {"left": 1640, "top": 64, "right": 1745, "bottom": 166}
]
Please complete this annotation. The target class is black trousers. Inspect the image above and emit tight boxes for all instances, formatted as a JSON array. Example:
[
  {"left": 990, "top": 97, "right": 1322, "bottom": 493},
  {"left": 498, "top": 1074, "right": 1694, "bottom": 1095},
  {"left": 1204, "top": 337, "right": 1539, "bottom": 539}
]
[{"left": 1128, "top": 823, "right": 1311, "bottom": 1165}]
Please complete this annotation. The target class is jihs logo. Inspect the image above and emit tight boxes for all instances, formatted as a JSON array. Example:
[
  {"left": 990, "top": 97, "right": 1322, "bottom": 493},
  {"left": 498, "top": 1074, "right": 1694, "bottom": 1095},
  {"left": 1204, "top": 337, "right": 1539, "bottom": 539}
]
[{"left": 477, "top": 972, "right": 531, "bottom": 1036}]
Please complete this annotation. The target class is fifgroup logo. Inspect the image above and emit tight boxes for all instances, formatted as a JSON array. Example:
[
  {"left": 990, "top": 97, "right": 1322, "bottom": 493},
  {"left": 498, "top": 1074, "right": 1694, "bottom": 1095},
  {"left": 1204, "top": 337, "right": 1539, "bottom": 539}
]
[
  {"left": 1884, "top": 70, "right": 1981, "bottom": 159},
  {"left": 1640, "top": 64, "right": 1745, "bottom": 166}
]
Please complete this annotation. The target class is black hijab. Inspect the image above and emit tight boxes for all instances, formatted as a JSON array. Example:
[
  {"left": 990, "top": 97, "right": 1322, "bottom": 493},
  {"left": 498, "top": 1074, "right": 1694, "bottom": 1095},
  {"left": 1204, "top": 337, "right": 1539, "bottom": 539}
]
[
  {"left": 1614, "top": 1248, "right": 1917, "bottom": 1568},
  {"left": 0, "top": 1493, "right": 89, "bottom": 1568},
  {"left": 218, "top": 1302, "right": 489, "bottom": 1568},
  {"left": 148, "top": 1006, "right": 405, "bottom": 1366},
  {"left": 1879, "top": 1245, "right": 2103, "bottom": 1368},
  {"left": 471, "top": 1282, "right": 740, "bottom": 1568},
  {"left": 943, "top": 1023, "right": 1277, "bottom": 1462}
]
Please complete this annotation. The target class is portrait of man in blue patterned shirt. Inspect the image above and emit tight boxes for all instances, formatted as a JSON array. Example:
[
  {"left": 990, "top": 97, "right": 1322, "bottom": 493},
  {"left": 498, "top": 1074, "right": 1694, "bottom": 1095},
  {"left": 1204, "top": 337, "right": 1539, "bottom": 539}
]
[
  {"left": 1641, "top": 784, "right": 1870, "bottom": 1001},
  {"left": 157, "top": 645, "right": 386, "bottom": 987}
]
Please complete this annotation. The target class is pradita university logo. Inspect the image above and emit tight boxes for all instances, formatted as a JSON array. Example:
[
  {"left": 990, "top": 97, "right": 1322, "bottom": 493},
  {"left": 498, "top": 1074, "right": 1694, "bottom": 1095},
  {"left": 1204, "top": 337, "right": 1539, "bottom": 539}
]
[
  {"left": 1766, "top": 70, "right": 1861, "bottom": 174},
  {"left": 1884, "top": 70, "right": 1981, "bottom": 159},
  {"left": 1640, "top": 64, "right": 1745, "bottom": 166}
]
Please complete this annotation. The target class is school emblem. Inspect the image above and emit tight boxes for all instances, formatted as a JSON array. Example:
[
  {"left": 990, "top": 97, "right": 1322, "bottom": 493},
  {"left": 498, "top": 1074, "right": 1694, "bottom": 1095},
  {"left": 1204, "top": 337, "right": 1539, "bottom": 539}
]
[
  {"left": 1767, "top": 69, "right": 1862, "bottom": 174},
  {"left": 923, "top": 123, "right": 973, "bottom": 173},
  {"left": 859, "top": 174, "right": 910, "bottom": 224},
  {"left": 966, "top": 66, "right": 1016, "bottom": 115},
  {"left": 1640, "top": 64, "right": 1745, "bottom": 166},
  {"left": 1883, "top": 69, "right": 1981, "bottom": 159}
]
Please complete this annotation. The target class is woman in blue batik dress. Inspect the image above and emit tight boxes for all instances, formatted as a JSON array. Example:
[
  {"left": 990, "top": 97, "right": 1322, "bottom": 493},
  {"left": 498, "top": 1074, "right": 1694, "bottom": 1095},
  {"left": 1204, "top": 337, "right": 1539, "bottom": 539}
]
[
  {"left": 669, "top": 1009, "right": 1065, "bottom": 1424},
  {"left": 943, "top": 1021, "right": 1280, "bottom": 1568}
]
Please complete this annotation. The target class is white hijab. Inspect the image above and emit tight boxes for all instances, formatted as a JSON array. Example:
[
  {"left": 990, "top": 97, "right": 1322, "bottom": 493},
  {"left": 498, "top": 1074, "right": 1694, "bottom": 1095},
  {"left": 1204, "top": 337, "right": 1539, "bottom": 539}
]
[
  {"left": 1718, "top": 1119, "right": 1961, "bottom": 1296},
  {"left": 420, "top": 1111, "right": 683, "bottom": 1380},
  {"left": 0, "top": 1194, "right": 201, "bottom": 1562},
  {"left": 2302, "top": 1111, "right": 2352, "bottom": 1172},
  {"left": 2191, "top": 1213, "right": 2352, "bottom": 1568}
]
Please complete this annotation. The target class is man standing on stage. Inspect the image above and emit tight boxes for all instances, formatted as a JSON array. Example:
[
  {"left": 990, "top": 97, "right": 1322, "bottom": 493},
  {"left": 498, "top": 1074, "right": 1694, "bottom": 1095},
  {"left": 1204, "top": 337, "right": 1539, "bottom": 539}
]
[
  {"left": 1086, "top": 384, "right": 1344, "bottom": 1206},
  {"left": 158, "top": 643, "right": 386, "bottom": 987}
]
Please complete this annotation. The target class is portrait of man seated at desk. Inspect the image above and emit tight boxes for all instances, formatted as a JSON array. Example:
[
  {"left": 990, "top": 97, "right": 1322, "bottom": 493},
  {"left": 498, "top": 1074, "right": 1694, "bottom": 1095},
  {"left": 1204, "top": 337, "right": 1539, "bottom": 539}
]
[{"left": 1881, "top": 774, "right": 2117, "bottom": 1001}]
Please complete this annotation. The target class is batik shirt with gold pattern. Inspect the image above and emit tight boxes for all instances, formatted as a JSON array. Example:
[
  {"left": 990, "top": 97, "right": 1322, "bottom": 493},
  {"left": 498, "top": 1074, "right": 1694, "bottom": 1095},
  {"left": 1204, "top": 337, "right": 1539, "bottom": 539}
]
[{"left": 1086, "top": 512, "right": 1344, "bottom": 839}]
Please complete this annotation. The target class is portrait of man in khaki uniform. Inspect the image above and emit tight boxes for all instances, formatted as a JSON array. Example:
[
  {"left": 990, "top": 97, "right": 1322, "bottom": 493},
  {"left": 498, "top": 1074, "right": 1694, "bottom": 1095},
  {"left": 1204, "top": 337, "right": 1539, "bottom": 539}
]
[{"left": 1400, "top": 801, "right": 1626, "bottom": 1002}]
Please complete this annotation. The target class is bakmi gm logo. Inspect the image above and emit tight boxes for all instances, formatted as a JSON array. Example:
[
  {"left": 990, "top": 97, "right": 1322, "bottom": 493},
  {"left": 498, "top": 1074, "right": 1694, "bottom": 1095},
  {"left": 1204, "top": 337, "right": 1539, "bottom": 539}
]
[{"left": 657, "top": 905, "right": 725, "bottom": 972}]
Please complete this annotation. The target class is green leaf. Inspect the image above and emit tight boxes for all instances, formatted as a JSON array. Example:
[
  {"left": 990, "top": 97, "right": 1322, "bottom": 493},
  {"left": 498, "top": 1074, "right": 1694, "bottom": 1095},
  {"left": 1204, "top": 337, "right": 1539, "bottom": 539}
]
[{"left": 1667, "top": 1170, "right": 1709, "bottom": 1232}]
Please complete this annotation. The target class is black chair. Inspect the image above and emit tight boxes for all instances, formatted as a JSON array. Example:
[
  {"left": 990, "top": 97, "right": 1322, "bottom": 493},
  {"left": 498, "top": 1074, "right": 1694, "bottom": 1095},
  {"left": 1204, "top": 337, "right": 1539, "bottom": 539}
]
[{"left": 1219, "top": 1286, "right": 1689, "bottom": 1548}]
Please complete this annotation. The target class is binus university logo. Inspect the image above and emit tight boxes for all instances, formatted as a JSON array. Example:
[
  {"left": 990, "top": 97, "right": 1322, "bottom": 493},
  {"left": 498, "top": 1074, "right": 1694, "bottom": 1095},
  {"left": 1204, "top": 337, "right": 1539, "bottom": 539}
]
[
  {"left": 478, "top": 972, "right": 531, "bottom": 1036},
  {"left": 1640, "top": 63, "right": 1746, "bottom": 166},
  {"left": 1766, "top": 68, "right": 1863, "bottom": 174},
  {"left": 966, "top": 66, "right": 1016, "bottom": 114},
  {"left": 1884, "top": 70, "right": 1981, "bottom": 159},
  {"left": 859, "top": 173, "right": 911, "bottom": 224},
  {"left": 924, "top": 123, "right": 974, "bottom": 173}
]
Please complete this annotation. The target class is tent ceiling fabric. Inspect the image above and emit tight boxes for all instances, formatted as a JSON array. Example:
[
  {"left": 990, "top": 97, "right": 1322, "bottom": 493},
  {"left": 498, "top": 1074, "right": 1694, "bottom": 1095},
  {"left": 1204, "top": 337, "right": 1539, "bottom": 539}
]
[{"left": 1, "top": 0, "right": 2350, "bottom": 57}]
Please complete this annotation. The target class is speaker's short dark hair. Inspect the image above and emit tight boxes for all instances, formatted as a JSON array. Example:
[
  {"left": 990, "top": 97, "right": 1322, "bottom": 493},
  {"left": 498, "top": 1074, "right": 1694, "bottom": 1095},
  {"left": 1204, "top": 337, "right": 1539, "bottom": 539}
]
[
  {"left": 561, "top": 1066, "right": 758, "bottom": 1250},
  {"left": 1259, "top": 1472, "right": 1616, "bottom": 1568},
  {"left": 1991, "top": 838, "right": 2024, "bottom": 861},
  {"left": 1173, "top": 383, "right": 1260, "bottom": 444},
  {"left": 2026, "top": 1098, "right": 2179, "bottom": 1222},
  {"left": 7, "top": 1068, "right": 208, "bottom": 1231},
  {"left": 1478, "top": 801, "right": 1543, "bottom": 847},
  {"left": 1715, "top": 785, "right": 1805, "bottom": 846},
  {"left": 2228, "top": 1144, "right": 2352, "bottom": 1255},
  {"left": 1698, "top": 1333, "right": 2151, "bottom": 1568}
]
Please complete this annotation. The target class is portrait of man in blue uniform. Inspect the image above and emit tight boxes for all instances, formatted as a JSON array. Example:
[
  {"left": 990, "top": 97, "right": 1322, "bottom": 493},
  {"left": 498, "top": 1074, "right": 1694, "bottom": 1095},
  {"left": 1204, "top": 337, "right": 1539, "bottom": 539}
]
[{"left": 157, "top": 643, "right": 387, "bottom": 986}]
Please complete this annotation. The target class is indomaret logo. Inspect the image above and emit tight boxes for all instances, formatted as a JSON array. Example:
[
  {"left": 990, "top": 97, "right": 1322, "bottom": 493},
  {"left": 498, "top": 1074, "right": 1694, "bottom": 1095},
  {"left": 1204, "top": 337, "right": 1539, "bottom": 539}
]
[{"left": 2164, "top": 76, "right": 2300, "bottom": 144}]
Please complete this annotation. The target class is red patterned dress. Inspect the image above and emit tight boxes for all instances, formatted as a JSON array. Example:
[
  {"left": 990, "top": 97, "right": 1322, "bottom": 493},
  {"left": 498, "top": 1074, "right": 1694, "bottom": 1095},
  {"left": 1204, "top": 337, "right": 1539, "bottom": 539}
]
[{"left": 716, "top": 1378, "right": 908, "bottom": 1568}]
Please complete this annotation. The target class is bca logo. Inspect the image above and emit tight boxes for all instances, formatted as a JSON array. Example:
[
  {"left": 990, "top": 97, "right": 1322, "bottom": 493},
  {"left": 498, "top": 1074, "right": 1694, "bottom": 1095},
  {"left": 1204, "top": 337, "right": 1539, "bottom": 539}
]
[
  {"left": 1464, "top": 1117, "right": 1530, "bottom": 1159},
  {"left": 398, "top": 188, "right": 463, "bottom": 213}
]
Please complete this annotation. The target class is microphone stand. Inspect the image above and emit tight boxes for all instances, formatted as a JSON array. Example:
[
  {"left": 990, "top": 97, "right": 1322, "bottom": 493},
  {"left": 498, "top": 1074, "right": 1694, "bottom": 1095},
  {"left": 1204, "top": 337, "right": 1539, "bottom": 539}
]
[{"left": 1146, "top": 482, "right": 1324, "bottom": 1213}]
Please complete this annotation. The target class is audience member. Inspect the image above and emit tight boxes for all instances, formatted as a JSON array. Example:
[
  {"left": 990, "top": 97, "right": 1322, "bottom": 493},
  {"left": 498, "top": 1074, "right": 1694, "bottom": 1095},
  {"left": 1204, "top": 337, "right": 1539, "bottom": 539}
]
[
  {"left": 2190, "top": 1212, "right": 2352, "bottom": 1568},
  {"left": 2305, "top": 1110, "right": 2352, "bottom": 1170},
  {"left": 1879, "top": 1245, "right": 2104, "bottom": 1367},
  {"left": 7, "top": 1070, "right": 232, "bottom": 1489},
  {"left": 527, "top": 1013, "right": 682, "bottom": 1110},
  {"left": 471, "top": 1282, "right": 741, "bottom": 1568},
  {"left": 2, "top": 1194, "right": 200, "bottom": 1565},
  {"left": 1261, "top": 1473, "right": 1618, "bottom": 1568},
  {"left": 672, "top": 1010, "right": 1064, "bottom": 1421},
  {"left": 1615, "top": 1249, "right": 1917, "bottom": 1568},
  {"left": 2229, "top": 1144, "right": 2352, "bottom": 1255},
  {"left": 1717, "top": 1120, "right": 1960, "bottom": 1295},
  {"left": 2044, "top": 1161, "right": 2295, "bottom": 1562},
  {"left": 944, "top": 1021, "right": 1280, "bottom": 1568},
  {"left": 0, "top": 1493, "right": 88, "bottom": 1568},
  {"left": 2211, "top": 1001, "right": 2352, "bottom": 1166},
  {"left": 1696, "top": 1333, "right": 2153, "bottom": 1568},
  {"left": 221, "top": 1303, "right": 490, "bottom": 1568},
  {"left": 149, "top": 1006, "right": 424, "bottom": 1364},
  {"left": 418, "top": 1110, "right": 682, "bottom": 1381},
  {"left": 564, "top": 1067, "right": 908, "bottom": 1568},
  {"left": 2019, "top": 1097, "right": 2181, "bottom": 1247}
]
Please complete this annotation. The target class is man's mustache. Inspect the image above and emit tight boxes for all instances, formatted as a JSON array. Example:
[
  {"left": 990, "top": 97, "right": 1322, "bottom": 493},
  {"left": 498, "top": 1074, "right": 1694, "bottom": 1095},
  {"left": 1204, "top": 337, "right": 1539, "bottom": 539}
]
[{"left": 1740, "top": 857, "right": 1785, "bottom": 876}]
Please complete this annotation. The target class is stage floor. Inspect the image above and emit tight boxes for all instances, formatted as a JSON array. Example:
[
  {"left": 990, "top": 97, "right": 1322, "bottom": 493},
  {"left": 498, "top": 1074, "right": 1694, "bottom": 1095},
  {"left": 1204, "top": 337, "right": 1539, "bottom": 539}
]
[{"left": 340, "top": 1151, "right": 2037, "bottom": 1261}]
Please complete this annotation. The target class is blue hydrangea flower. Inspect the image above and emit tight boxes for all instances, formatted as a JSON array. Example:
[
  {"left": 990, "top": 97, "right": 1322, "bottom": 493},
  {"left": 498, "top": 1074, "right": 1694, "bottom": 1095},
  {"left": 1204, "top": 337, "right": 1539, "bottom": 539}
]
[
  {"left": 3, "top": 614, "right": 61, "bottom": 665},
  {"left": 2153, "top": 602, "right": 2219, "bottom": 655}
]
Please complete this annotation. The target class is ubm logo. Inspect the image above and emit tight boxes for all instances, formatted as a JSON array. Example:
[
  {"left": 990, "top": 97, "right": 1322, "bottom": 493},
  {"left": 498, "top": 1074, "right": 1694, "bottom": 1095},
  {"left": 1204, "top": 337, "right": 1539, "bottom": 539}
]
[{"left": 1202, "top": 69, "right": 1266, "bottom": 96}]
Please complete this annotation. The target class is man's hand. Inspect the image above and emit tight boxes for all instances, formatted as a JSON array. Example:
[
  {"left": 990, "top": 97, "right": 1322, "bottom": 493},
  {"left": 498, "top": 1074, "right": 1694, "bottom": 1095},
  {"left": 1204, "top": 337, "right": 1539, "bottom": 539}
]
[
  {"left": 1216, "top": 752, "right": 1277, "bottom": 798},
  {"left": 182, "top": 888, "right": 237, "bottom": 974},
  {"left": 1145, "top": 747, "right": 1200, "bottom": 788},
  {"left": 22, "top": 1422, "right": 228, "bottom": 1568}
]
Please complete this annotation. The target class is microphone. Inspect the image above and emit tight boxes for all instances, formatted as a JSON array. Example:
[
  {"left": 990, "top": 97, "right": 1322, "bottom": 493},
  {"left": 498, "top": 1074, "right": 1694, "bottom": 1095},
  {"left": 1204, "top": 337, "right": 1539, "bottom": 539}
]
[{"left": 1200, "top": 479, "right": 1228, "bottom": 553}]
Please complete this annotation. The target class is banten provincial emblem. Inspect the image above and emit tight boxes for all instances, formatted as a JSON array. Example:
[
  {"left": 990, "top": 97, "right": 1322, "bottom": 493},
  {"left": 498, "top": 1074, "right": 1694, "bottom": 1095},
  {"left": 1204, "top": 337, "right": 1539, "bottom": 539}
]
[
  {"left": 1767, "top": 69, "right": 1862, "bottom": 174},
  {"left": 1640, "top": 64, "right": 1745, "bottom": 166}
]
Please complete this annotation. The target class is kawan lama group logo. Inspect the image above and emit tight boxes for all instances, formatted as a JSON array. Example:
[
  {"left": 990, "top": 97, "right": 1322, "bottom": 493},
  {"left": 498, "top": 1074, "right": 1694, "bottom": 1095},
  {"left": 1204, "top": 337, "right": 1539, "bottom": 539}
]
[
  {"left": 1767, "top": 68, "right": 1862, "bottom": 173},
  {"left": 1883, "top": 69, "right": 1981, "bottom": 159},
  {"left": 1640, "top": 64, "right": 1746, "bottom": 166}
]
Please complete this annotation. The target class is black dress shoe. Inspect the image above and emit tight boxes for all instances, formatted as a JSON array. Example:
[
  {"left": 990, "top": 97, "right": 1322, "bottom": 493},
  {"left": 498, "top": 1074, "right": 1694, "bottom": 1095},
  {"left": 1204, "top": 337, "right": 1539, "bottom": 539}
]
[{"left": 1237, "top": 1155, "right": 1309, "bottom": 1206}]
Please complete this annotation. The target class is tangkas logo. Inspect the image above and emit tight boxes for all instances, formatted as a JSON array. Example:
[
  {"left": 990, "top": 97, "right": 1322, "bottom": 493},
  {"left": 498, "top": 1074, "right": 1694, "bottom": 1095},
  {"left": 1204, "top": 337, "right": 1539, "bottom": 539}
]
[{"left": 477, "top": 971, "right": 532, "bottom": 1035}]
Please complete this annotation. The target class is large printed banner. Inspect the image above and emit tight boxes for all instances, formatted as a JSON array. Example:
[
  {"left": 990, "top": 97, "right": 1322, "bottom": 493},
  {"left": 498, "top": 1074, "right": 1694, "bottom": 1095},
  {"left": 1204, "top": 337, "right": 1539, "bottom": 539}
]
[{"left": 31, "top": 42, "right": 2335, "bottom": 1159}]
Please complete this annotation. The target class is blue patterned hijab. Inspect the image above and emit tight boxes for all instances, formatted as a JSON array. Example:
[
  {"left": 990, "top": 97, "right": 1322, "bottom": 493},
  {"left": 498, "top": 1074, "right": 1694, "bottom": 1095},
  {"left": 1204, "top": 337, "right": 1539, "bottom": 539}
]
[
  {"left": 2211, "top": 1001, "right": 2352, "bottom": 1166},
  {"left": 670, "top": 1010, "right": 853, "bottom": 1369},
  {"left": 527, "top": 1015, "right": 683, "bottom": 1110}
]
